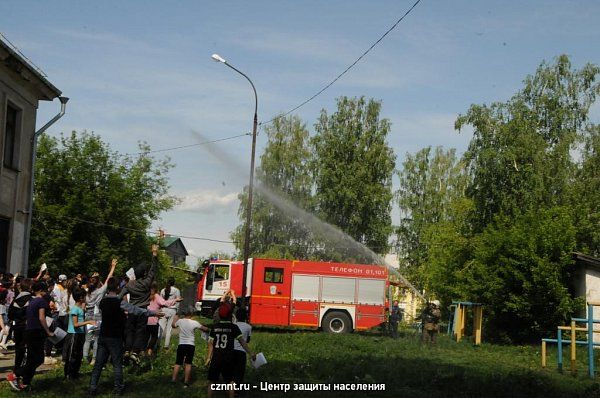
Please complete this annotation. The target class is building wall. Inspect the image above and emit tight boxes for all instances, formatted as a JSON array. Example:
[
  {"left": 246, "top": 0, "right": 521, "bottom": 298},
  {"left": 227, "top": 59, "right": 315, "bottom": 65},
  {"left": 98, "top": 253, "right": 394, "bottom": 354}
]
[
  {"left": 585, "top": 269, "right": 600, "bottom": 343},
  {"left": 0, "top": 65, "right": 39, "bottom": 275},
  {"left": 165, "top": 240, "right": 187, "bottom": 265},
  {"left": 384, "top": 253, "right": 420, "bottom": 322},
  {"left": 170, "top": 254, "right": 186, "bottom": 265}
]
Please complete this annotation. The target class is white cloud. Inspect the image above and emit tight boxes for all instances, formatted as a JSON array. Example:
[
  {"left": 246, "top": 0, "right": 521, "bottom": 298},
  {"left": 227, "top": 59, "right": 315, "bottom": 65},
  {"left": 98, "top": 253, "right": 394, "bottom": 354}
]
[{"left": 176, "top": 190, "right": 239, "bottom": 213}]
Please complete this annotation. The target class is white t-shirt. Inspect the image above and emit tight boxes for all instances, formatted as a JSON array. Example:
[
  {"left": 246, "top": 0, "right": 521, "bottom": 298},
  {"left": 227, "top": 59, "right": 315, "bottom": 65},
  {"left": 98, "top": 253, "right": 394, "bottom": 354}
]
[
  {"left": 52, "top": 285, "right": 68, "bottom": 316},
  {"left": 176, "top": 318, "right": 202, "bottom": 346},
  {"left": 234, "top": 321, "right": 252, "bottom": 352}
]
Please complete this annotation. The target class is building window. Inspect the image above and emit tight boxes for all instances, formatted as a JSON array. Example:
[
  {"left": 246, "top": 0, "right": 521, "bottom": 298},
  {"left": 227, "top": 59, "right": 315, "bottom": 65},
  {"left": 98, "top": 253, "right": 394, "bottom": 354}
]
[
  {"left": 264, "top": 267, "right": 284, "bottom": 284},
  {"left": 0, "top": 218, "right": 9, "bottom": 274},
  {"left": 3, "top": 103, "right": 21, "bottom": 169}
]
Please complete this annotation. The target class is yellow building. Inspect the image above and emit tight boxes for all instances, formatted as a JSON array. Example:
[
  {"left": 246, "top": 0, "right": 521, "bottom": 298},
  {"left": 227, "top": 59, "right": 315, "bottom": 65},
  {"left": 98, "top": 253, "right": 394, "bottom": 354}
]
[{"left": 384, "top": 253, "right": 422, "bottom": 322}]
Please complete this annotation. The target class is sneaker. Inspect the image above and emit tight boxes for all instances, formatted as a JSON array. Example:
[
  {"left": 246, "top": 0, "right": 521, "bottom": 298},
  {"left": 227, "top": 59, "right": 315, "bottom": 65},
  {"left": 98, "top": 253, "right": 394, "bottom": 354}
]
[
  {"left": 6, "top": 373, "right": 21, "bottom": 391},
  {"left": 44, "top": 356, "right": 58, "bottom": 365},
  {"left": 130, "top": 353, "right": 140, "bottom": 365},
  {"left": 183, "top": 383, "right": 190, "bottom": 389},
  {"left": 89, "top": 359, "right": 96, "bottom": 366}
]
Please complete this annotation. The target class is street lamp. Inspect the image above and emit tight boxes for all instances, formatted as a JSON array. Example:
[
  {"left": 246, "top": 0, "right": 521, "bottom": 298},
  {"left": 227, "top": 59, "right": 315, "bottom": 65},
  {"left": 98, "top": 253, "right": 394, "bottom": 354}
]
[{"left": 211, "top": 53, "right": 257, "bottom": 303}]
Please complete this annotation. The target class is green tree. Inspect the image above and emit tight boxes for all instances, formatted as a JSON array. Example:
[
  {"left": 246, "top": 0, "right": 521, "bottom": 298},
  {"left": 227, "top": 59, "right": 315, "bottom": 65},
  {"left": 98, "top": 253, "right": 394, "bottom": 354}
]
[
  {"left": 231, "top": 115, "right": 314, "bottom": 259},
  {"left": 423, "top": 55, "right": 600, "bottom": 342},
  {"left": 395, "top": 146, "right": 469, "bottom": 287},
  {"left": 421, "top": 196, "right": 474, "bottom": 305},
  {"left": 573, "top": 124, "right": 600, "bottom": 256},
  {"left": 456, "top": 55, "right": 600, "bottom": 230},
  {"left": 311, "top": 96, "right": 396, "bottom": 261},
  {"left": 30, "top": 131, "right": 177, "bottom": 276},
  {"left": 155, "top": 250, "right": 194, "bottom": 293},
  {"left": 463, "top": 207, "right": 582, "bottom": 343}
]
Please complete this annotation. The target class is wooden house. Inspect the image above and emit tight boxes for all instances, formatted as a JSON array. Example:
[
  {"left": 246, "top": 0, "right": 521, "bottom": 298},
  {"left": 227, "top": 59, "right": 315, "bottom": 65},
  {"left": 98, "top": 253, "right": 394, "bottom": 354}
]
[{"left": 160, "top": 236, "right": 188, "bottom": 266}]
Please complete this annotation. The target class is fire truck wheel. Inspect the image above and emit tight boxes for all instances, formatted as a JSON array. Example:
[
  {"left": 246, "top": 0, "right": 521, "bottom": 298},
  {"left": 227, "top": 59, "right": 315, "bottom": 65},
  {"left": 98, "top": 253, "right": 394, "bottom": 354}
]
[{"left": 322, "top": 311, "right": 352, "bottom": 334}]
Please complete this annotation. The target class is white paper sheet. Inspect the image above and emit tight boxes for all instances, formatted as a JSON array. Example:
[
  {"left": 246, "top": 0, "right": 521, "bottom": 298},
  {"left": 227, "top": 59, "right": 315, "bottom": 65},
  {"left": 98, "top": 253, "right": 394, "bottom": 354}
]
[
  {"left": 126, "top": 267, "right": 136, "bottom": 281},
  {"left": 48, "top": 327, "right": 67, "bottom": 345},
  {"left": 251, "top": 352, "right": 267, "bottom": 369},
  {"left": 87, "top": 321, "right": 101, "bottom": 333},
  {"left": 201, "top": 331, "right": 209, "bottom": 341}
]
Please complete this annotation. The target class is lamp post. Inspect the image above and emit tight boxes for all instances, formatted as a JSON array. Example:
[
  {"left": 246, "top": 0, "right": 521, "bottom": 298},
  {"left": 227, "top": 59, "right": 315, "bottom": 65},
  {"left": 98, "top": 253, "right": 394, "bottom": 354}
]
[{"left": 211, "top": 54, "right": 257, "bottom": 302}]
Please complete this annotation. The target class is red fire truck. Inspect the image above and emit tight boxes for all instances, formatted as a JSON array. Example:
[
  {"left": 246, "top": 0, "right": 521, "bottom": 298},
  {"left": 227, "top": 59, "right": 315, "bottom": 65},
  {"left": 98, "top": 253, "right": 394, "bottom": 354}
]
[{"left": 195, "top": 258, "right": 391, "bottom": 333}]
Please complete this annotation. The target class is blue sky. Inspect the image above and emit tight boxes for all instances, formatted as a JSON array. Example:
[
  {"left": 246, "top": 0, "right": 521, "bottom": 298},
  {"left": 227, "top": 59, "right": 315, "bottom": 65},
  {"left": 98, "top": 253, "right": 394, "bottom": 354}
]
[{"left": 2, "top": 1, "right": 599, "bottom": 264}]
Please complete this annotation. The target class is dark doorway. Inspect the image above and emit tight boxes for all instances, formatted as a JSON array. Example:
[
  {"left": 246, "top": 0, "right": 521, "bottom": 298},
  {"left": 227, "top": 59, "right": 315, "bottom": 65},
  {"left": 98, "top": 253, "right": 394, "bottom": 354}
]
[{"left": 0, "top": 218, "right": 9, "bottom": 274}]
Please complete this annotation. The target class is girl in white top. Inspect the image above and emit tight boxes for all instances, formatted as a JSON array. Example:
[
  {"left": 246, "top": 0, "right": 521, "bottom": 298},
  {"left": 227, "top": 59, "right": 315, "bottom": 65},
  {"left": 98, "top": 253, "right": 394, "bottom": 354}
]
[{"left": 159, "top": 278, "right": 181, "bottom": 348}]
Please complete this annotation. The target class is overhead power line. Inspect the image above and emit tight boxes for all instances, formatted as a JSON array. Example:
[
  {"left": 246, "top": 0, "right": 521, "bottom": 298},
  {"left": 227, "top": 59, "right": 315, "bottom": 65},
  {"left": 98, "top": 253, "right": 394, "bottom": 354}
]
[
  {"left": 169, "top": 234, "right": 235, "bottom": 244},
  {"left": 119, "top": 1, "right": 422, "bottom": 156},
  {"left": 33, "top": 209, "right": 234, "bottom": 244},
  {"left": 33, "top": 209, "right": 397, "bottom": 251},
  {"left": 129, "top": 132, "right": 251, "bottom": 156},
  {"left": 260, "top": 0, "right": 423, "bottom": 127},
  {"left": 125, "top": 132, "right": 251, "bottom": 156}
]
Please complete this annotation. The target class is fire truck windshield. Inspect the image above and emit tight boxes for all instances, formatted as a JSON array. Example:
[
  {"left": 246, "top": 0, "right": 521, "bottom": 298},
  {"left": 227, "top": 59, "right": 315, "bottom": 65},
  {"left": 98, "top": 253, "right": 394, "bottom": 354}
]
[{"left": 213, "top": 264, "right": 230, "bottom": 280}]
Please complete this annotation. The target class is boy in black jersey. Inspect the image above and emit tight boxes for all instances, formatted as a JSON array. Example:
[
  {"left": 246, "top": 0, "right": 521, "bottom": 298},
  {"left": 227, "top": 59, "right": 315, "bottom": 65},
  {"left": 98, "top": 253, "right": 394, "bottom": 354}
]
[{"left": 207, "top": 303, "right": 255, "bottom": 398}]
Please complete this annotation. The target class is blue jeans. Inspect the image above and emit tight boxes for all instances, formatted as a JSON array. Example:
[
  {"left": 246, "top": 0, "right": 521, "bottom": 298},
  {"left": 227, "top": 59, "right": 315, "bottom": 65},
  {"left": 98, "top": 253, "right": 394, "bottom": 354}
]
[{"left": 89, "top": 336, "right": 124, "bottom": 392}]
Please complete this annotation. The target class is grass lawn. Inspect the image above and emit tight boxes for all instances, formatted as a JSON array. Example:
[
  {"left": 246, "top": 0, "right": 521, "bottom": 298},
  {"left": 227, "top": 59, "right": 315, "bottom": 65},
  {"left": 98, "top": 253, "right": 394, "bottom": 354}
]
[{"left": 1, "top": 324, "right": 599, "bottom": 397}]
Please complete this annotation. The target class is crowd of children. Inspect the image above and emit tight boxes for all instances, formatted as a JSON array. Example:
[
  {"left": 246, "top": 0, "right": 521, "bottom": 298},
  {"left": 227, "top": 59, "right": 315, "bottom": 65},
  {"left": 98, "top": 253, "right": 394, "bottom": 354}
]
[{"left": 0, "top": 244, "right": 257, "bottom": 396}]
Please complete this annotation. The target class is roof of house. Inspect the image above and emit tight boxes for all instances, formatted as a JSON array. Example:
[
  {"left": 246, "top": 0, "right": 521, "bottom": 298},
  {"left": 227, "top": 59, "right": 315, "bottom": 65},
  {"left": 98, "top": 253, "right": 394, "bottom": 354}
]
[
  {"left": 161, "top": 236, "right": 179, "bottom": 247},
  {"left": 0, "top": 34, "right": 61, "bottom": 100},
  {"left": 160, "top": 236, "right": 189, "bottom": 256},
  {"left": 573, "top": 252, "right": 600, "bottom": 272}
]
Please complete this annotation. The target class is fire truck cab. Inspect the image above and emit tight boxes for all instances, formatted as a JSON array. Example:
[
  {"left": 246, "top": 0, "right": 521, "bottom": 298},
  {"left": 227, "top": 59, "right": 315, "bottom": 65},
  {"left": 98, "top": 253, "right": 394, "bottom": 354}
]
[{"left": 196, "top": 258, "right": 389, "bottom": 333}]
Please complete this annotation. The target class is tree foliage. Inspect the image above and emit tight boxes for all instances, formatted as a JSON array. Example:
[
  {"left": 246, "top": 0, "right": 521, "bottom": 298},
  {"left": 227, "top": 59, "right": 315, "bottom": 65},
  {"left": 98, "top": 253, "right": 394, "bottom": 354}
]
[
  {"left": 395, "top": 146, "right": 469, "bottom": 287},
  {"left": 30, "top": 131, "right": 177, "bottom": 277},
  {"left": 231, "top": 115, "right": 313, "bottom": 259},
  {"left": 312, "top": 96, "right": 396, "bottom": 260},
  {"left": 456, "top": 55, "right": 599, "bottom": 229},
  {"left": 463, "top": 207, "right": 582, "bottom": 343},
  {"left": 232, "top": 98, "right": 397, "bottom": 263},
  {"left": 398, "top": 55, "right": 600, "bottom": 342},
  {"left": 573, "top": 124, "right": 600, "bottom": 256}
]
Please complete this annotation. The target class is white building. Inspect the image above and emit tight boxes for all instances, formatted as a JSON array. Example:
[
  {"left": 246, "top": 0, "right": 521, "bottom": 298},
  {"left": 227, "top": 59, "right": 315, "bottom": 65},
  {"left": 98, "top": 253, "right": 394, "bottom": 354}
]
[{"left": 572, "top": 252, "right": 600, "bottom": 343}]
